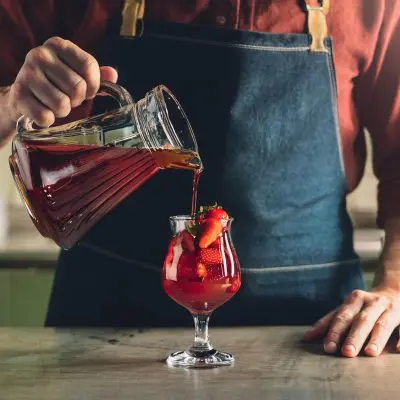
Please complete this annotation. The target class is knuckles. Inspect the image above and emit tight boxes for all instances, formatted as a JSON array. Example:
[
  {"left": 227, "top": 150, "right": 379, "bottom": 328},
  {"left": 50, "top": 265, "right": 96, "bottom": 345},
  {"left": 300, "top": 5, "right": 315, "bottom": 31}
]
[
  {"left": 44, "top": 36, "right": 66, "bottom": 49},
  {"left": 350, "top": 289, "right": 365, "bottom": 300},
  {"left": 334, "top": 310, "right": 354, "bottom": 324},
  {"left": 356, "top": 311, "right": 370, "bottom": 324},
  {"left": 375, "top": 317, "right": 389, "bottom": 329},
  {"left": 26, "top": 46, "right": 52, "bottom": 66},
  {"left": 21, "top": 37, "right": 100, "bottom": 103}
]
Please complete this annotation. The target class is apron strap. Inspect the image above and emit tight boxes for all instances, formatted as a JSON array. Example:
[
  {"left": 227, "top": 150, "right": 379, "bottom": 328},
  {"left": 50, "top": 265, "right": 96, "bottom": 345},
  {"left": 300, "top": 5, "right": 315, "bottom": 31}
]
[
  {"left": 120, "top": 0, "right": 145, "bottom": 38},
  {"left": 119, "top": 0, "right": 330, "bottom": 53},
  {"left": 305, "top": 0, "right": 330, "bottom": 52}
]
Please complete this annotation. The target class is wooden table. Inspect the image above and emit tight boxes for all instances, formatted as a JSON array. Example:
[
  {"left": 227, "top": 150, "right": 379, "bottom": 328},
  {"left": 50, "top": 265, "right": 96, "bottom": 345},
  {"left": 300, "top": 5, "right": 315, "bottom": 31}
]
[{"left": 0, "top": 327, "right": 398, "bottom": 399}]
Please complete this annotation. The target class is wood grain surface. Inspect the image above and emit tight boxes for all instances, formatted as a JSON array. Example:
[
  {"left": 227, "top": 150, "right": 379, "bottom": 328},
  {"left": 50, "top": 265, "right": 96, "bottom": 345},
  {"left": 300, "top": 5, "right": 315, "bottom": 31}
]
[{"left": 0, "top": 327, "right": 398, "bottom": 399}]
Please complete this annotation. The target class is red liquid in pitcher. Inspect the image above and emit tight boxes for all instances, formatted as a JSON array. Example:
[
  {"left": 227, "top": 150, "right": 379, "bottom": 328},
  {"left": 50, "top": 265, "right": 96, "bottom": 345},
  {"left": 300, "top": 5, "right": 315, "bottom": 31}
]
[{"left": 9, "top": 139, "right": 201, "bottom": 249}]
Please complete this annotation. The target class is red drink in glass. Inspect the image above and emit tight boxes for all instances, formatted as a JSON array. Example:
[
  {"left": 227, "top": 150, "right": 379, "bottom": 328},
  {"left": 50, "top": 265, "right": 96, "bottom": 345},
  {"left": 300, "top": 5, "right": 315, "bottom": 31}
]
[{"left": 162, "top": 209, "right": 241, "bottom": 368}]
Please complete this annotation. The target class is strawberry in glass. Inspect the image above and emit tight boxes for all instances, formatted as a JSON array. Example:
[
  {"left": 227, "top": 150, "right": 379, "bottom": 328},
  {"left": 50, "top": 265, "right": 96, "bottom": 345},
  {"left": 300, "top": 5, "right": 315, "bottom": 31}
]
[{"left": 162, "top": 205, "right": 241, "bottom": 368}]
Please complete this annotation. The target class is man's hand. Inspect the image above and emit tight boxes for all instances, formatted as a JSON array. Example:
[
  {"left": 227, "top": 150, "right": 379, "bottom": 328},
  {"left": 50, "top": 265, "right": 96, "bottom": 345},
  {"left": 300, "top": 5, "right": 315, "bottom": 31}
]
[
  {"left": 7, "top": 36, "right": 118, "bottom": 127},
  {"left": 304, "top": 287, "right": 400, "bottom": 357},
  {"left": 305, "top": 219, "right": 400, "bottom": 357}
]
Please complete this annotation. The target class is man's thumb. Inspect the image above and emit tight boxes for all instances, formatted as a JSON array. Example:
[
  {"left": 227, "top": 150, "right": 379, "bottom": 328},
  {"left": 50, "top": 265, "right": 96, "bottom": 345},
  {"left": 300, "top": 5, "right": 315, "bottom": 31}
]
[{"left": 100, "top": 66, "right": 118, "bottom": 83}]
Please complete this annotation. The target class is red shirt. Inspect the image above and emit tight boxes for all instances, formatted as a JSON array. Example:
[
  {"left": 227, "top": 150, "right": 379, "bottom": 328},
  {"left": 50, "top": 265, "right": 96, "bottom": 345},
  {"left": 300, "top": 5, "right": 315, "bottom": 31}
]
[{"left": 0, "top": 0, "right": 399, "bottom": 228}]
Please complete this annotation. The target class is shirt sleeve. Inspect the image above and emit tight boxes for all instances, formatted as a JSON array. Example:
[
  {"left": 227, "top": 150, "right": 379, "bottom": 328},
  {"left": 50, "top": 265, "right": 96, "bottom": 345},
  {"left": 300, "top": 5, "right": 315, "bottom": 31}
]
[
  {"left": 356, "top": 0, "right": 400, "bottom": 229},
  {"left": 0, "top": 1, "right": 57, "bottom": 86}
]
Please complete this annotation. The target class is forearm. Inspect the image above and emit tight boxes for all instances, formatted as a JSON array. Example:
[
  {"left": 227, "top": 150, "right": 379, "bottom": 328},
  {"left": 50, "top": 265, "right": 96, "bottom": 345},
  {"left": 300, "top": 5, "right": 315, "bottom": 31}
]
[
  {"left": 0, "top": 86, "right": 19, "bottom": 147},
  {"left": 373, "top": 218, "right": 400, "bottom": 290}
]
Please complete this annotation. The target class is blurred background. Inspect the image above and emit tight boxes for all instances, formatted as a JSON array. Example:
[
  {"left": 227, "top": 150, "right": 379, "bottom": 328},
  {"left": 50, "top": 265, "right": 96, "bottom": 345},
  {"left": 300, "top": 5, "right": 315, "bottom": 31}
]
[{"left": 0, "top": 133, "right": 382, "bottom": 326}]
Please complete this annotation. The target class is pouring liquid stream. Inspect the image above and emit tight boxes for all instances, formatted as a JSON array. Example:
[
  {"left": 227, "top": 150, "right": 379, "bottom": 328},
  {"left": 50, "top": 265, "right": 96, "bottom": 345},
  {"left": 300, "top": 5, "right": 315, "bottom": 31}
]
[{"left": 191, "top": 170, "right": 201, "bottom": 217}]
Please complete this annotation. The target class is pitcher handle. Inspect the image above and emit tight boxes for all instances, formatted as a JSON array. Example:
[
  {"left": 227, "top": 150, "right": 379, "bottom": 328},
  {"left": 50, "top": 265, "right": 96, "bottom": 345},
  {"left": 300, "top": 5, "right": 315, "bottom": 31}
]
[
  {"left": 16, "top": 81, "right": 134, "bottom": 134},
  {"left": 97, "top": 81, "right": 134, "bottom": 106}
]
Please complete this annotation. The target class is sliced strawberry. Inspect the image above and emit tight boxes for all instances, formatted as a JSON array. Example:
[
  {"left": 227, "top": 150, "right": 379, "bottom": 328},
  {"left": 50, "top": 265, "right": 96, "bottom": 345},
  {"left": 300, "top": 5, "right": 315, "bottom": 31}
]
[
  {"left": 205, "top": 264, "right": 225, "bottom": 281},
  {"left": 197, "top": 248, "right": 223, "bottom": 266},
  {"left": 164, "top": 253, "right": 173, "bottom": 269},
  {"left": 198, "top": 219, "right": 224, "bottom": 249},
  {"left": 181, "top": 230, "right": 195, "bottom": 252},
  {"left": 164, "top": 236, "right": 179, "bottom": 268},
  {"left": 226, "top": 278, "right": 241, "bottom": 293}
]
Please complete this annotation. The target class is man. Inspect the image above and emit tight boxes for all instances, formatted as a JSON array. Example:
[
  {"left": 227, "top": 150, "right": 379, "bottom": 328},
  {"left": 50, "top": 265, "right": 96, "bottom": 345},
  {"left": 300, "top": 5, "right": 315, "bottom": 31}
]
[{"left": 0, "top": 0, "right": 399, "bottom": 358}]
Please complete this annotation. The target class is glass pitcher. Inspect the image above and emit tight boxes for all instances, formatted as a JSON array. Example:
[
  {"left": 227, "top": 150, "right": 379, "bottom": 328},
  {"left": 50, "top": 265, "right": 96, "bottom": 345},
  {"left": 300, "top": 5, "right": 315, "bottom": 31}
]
[{"left": 9, "top": 82, "right": 202, "bottom": 249}]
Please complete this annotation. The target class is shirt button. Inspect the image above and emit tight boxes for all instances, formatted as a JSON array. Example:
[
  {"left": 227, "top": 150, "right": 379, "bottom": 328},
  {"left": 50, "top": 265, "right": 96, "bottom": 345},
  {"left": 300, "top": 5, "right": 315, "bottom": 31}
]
[{"left": 216, "top": 15, "right": 227, "bottom": 26}]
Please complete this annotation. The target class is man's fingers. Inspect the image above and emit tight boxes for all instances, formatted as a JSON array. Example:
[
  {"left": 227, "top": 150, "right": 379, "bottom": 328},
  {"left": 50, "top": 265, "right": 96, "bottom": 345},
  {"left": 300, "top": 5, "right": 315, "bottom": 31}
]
[
  {"left": 23, "top": 69, "right": 71, "bottom": 119},
  {"left": 304, "top": 310, "right": 336, "bottom": 341},
  {"left": 341, "top": 296, "right": 391, "bottom": 357},
  {"left": 44, "top": 37, "right": 101, "bottom": 99},
  {"left": 26, "top": 44, "right": 87, "bottom": 108},
  {"left": 100, "top": 66, "right": 118, "bottom": 83},
  {"left": 364, "top": 311, "right": 399, "bottom": 357},
  {"left": 41, "top": 61, "right": 87, "bottom": 108},
  {"left": 13, "top": 82, "right": 55, "bottom": 127},
  {"left": 322, "top": 290, "right": 365, "bottom": 353}
]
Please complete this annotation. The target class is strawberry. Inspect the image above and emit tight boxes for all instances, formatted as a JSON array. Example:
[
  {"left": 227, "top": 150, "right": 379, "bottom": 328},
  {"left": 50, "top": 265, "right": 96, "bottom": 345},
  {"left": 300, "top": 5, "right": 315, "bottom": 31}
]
[
  {"left": 181, "top": 230, "right": 195, "bottom": 252},
  {"left": 195, "top": 204, "right": 230, "bottom": 248},
  {"left": 226, "top": 278, "right": 241, "bottom": 293},
  {"left": 205, "top": 264, "right": 225, "bottom": 281},
  {"left": 197, "top": 248, "right": 223, "bottom": 266},
  {"left": 196, "top": 204, "right": 229, "bottom": 223},
  {"left": 164, "top": 236, "right": 179, "bottom": 268},
  {"left": 204, "top": 208, "right": 229, "bottom": 220},
  {"left": 198, "top": 219, "right": 223, "bottom": 249},
  {"left": 209, "top": 236, "right": 222, "bottom": 249}
]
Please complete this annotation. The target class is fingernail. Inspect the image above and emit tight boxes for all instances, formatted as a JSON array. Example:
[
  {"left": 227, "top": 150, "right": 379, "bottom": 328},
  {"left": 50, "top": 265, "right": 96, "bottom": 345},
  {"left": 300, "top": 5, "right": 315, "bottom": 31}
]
[
  {"left": 342, "top": 344, "right": 356, "bottom": 355},
  {"left": 324, "top": 341, "right": 337, "bottom": 353},
  {"left": 365, "top": 344, "right": 378, "bottom": 354}
]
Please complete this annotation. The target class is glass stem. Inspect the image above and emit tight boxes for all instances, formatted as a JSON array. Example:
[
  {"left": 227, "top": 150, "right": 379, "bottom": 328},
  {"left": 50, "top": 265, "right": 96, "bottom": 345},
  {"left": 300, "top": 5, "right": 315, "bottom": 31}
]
[{"left": 189, "top": 313, "right": 213, "bottom": 355}]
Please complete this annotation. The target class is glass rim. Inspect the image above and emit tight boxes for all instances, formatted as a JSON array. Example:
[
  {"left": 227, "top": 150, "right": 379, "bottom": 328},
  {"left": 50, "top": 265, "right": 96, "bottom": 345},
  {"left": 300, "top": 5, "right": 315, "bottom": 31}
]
[{"left": 169, "top": 215, "right": 234, "bottom": 222}]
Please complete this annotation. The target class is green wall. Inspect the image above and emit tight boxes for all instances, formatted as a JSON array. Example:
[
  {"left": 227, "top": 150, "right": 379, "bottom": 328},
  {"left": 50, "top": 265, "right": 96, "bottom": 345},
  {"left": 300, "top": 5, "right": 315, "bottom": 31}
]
[{"left": 0, "top": 269, "right": 54, "bottom": 326}]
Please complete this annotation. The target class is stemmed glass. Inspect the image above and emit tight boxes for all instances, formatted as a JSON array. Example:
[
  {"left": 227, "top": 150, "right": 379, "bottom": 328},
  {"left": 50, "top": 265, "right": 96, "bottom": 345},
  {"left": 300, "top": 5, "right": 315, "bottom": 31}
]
[{"left": 162, "top": 215, "right": 241, "bottom": 368}]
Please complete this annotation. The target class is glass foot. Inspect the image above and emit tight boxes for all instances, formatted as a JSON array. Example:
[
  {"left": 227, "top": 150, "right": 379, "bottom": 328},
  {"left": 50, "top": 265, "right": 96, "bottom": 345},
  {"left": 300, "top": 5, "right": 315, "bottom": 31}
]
[{"left": 166, "top": 349, "right": 234, "bottom": 368}]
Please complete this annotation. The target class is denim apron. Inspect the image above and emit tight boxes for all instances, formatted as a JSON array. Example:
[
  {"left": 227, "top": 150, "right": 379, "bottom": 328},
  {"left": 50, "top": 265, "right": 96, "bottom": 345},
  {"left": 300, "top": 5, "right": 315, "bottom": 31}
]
[{"left": 46, "top": 1, "right": 365, "bottom": 327}]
